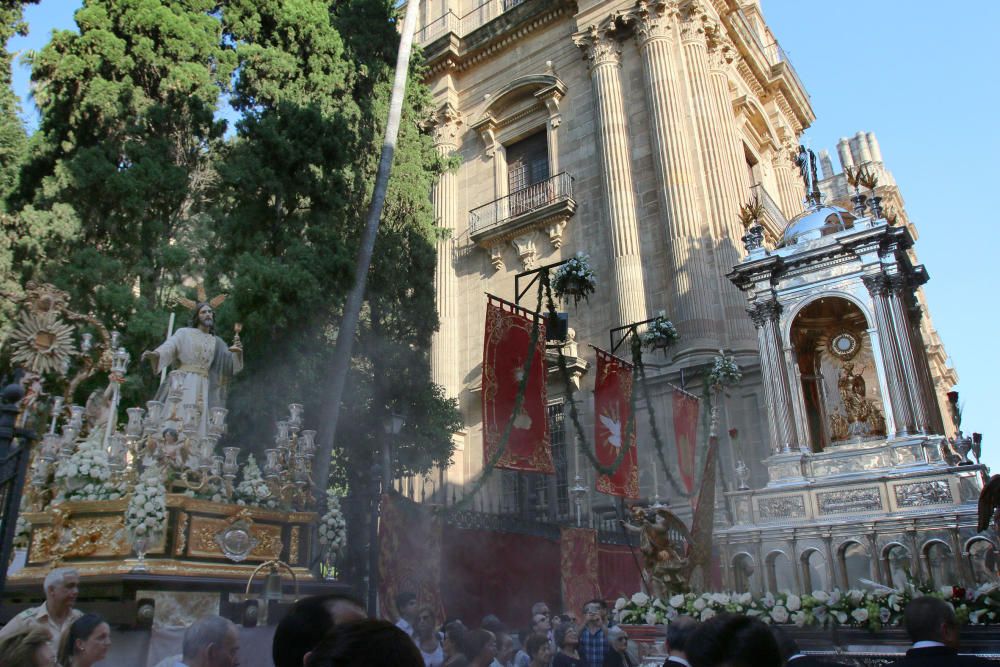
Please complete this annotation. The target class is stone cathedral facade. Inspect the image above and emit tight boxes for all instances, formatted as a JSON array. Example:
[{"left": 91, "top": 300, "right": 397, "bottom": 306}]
[{"left": 415, "top": 0, "right": 981, "bottom": 591}]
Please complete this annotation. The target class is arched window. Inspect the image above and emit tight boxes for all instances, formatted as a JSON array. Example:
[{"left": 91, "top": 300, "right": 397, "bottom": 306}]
[
  {"left": 800, "top": 549, "right": 827, "bottom": 592},
  {"left": 925, "top": 541, "right": 956, "bottom": 588},
  {"left": 967, "top": 538, "right": 999, "bottom": 585},
  {"left": 733, "top": 553, "right": 755, "bottom": 593},
  {"left": 766, "top": 550, "right": 795, "bottom": 593},
  {"left": 882, "top": 544, "right": 912, "bottom": 589},
  {"left": 839, "top": 541, "right": 869, "bottom": 589}
]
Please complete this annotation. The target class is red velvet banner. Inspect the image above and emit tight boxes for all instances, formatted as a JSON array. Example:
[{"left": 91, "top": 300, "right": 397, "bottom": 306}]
[
  {"left": 482, "top": 296, "right": 553, "bottom": 473},
  {"left": 561, "top": 527, "right": 601, "bottom": 616},
  {"left": 597, "top": 543, "right": 644, "bottom": 602},
  {"left": 378, "top": 493, "right": 444, "bottom": 622},
  {"left": 594, "top": 348, "right": 638, "bottom": 498},
  {"left": 672, "top": 390, "right": 700, "bottom": 496}
]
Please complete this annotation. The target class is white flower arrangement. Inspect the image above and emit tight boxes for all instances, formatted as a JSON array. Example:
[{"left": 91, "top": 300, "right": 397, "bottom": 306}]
[
  {"left": 707, "top": 350, "right": 742, "bottom": 389},
  {"left": 318, "top": 490, "right": 347, "bottom": 561},
  {"left": 551, "top": 252, "right": 597, "bottom": 306},
  {"left": 125, "top": 466, "right": 167, "bottom": 540},
  {"left": 235, "top": 455, "right": 279, "bottom": 509},
  {"left": 613, "top": 583, "right": 1000, "bottom": 631},
  {"left": 641, "top": 312, "right": 680, "bottom": 350},
  {"left": 13, "top": 514, "right": 30, "bottom": 550},
  {"left": 53, "top": 432, "right": 122, "bottom": 502}
]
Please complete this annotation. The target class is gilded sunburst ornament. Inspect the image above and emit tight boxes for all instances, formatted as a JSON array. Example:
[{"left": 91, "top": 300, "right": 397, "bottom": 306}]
[{"left": 9, "top": 310, "right": 76, "bottom": 374}]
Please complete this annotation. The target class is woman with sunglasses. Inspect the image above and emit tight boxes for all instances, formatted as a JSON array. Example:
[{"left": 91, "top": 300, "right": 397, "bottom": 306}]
[
  {"left": 602, "top": 626, "right": 636, "bottom": 667},
  {"left": 414, "top": 606, "right": 445, "bottom": 667}
]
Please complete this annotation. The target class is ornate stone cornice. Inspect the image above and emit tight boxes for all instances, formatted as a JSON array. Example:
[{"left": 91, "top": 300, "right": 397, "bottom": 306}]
[
  {"left": 747, "top": 299, "right": 781, "bottom": 328},
  {"left": 862, "top": 273, "right": 890, "bottom": 298},
  {"left": 572, "top": 25, "right": 622, "bottom": 69}
]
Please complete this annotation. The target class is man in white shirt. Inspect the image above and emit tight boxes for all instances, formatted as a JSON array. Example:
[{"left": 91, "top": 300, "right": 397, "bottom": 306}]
[
  {"left": 0, "top": 567, "right": 82, "bottom": 652},
  {"left": 889, "top": 596, "right": 992, "bottom": 666},
  {"left": 662, "top": 615, "right": 697, "bottom": 667},
  {"left": 395, "top": 592, "right": 418, "bottom": 638}
]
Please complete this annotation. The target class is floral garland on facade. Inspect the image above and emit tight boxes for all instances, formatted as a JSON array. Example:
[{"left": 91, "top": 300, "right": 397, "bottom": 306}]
[
  {"left": 614, "top": 584, "right": 1000, "bottom": 631},
  {"left": 125, "top": 466, "right": 167, "bottom": 540},
  {"left": 551, "top": 252, "right": 597, "bottom": 306},
  {"left": 318, "top": 490, "right": 347, "bottom": 560},
  {"left": 53, "top": 433, "right": 122, "bottom": 502}
]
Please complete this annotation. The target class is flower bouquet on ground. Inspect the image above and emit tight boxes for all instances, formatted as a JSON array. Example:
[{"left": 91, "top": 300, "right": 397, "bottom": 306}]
[
  {"left": 551, "top": 252, "right": 597, "bottom": 307},
  {"left": 641, "top": 312, "right": 680, "bottom": 351}
]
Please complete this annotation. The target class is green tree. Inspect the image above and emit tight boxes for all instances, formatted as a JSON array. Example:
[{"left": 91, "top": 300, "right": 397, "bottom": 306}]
[{"left": 8, "top": 0, "right": 234, "bottom": 404}]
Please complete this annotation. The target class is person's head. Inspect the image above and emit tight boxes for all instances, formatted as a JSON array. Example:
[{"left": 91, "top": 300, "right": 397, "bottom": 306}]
[
  {"left": 769, "top": 626, "right": 800, "bottom": 662},
  {"left": 582, "top": 600, "right": 604, "bottom": 627},
  {"left": 554, "top": 624, "right": 578, "bottom": 650},
  {"left": 685, "top": 613, "right": 782, "bottom": 667},
  {"left": 58, "top": 614, "right": 110, "bottom": 667},
  {"left": 43, "top": 568, "right": 79, "bottom": 615},
  {"left": 415, "top": 606, "right": 437, "bottom": 639},
  {"left": 189, "top": 303, "right": 215, "bottom": 333},
  {"left": 304, "top": 619, "right": 423, "bottom": 667},
  {"left": 0, "top": 623, "right": 54, "bottom": 667},
  {"left": 495, "top": 632, "right": 514, "bottom": 665},
  {"left": 530, "top": 612, "right": 551, "bottom": 635},
  {"left": 524, "top": 634, "right": 552, "bottom": 664},
  {"left": 272, "top": 593, "right": 366, "bottom": 667},
  {"left": 442, "top": 620, "right": 466, "bottom": 659},
  {"left": 395, "top": 592, "right": 418, "bottom": 621},
  {"left": 558, "top": 612, "right": 577, "bottom": 627},
  {"left": 462, "top": 629, "right": 497, "bottom": 664},
  {"left": 480, "top": 614, "right": 504, "bottom": 634},
  {"left": 904, "top": 596, "right": 960, "bottom": 649},
  {"left": 607, "top": 626, "right": 629, "bottom": 654},
  {"left": 182, "top": 615, "right": 239, "bottom": 667},
  {"left": 666, "top": 615, "right": 698, "bottom": 657},
  {"left": 530, "top": 602, "right": 551, "bottom": 619}
]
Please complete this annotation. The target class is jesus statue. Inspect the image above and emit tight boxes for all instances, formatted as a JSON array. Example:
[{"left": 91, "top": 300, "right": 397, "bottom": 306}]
[{"left": 141, "top": 300, "right": 243, "bottom": 438}]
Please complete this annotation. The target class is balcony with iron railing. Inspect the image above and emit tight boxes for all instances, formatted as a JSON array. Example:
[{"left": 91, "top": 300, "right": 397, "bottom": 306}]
[
  {"left": 415, "top": 0, "right": 527, "bottom": 45},
  {"left": 469, "top": 171, "right": 575, "bottom": 243},
  {"left": 750, "top": 183, "right": 789, "bottom": 243}
]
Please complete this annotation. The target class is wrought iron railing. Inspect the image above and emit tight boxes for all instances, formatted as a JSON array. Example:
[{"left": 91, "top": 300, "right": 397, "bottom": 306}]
[
  {"left": 415, "top": 10, "right": 460, "bottom": 44},
  {"left": 417, "top": 0, "right": 528, "bottom": 45},
  {"left": 772, "top": 42, "right": 807, "bottom": 98},
  {"left": 469, "top": 172, "right": 574, "bottom": 237},
  {"left": 750, "top": 183, "right": 788, "bottom": 231}
]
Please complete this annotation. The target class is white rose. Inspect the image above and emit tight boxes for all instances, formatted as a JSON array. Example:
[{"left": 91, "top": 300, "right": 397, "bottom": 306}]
[
  {"left": 812, "top": 591, "right": 829, "bottom": 603},
  {"left": 786, "top": 595, "right": 801, "bottom": 612},
  {"left": 851, "top": 608, "right": 868, "bottom": 623},
  {"left": 614, "top": 598, "right": 628, "bottom": 611},
  {"left": 631, "top": 592, "right": 649, "bottom": 606},
  {"left": 792, "top": 611, "right": 808, "bottom": 626},
  {"left": 693, "top": 598, "right": 706, "bottom": 611},
  {"left": 770, "top": 606, "right": 789, "bottom": 624},
  {"left": 737, "top": 593, "right": 753, "bottom": 605},
  {"left": 834, "top": 611, "right": 848, "bottom": 624},
  {"left": 700, "top": 608, "right": 716, "bottom": 621},
  {"left": 669, "top": 594, "right": 685, "bottom": 608},
  {"left": 644, "top": 611, "right": 658, "bottom": 625}
]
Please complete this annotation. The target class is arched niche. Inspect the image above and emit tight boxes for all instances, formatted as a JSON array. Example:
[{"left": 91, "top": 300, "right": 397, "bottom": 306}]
[
  {"left": 732, "top": 552, "right": 756, "bottom": 594},
  {"left": 838, "top": 540, "right": 870, "bottom": 589},
  {"left": 881, "top": 543, "right": 913, "bottom": 589},
  {"left": 800, "top": 548, "right": 828, "bottom": 592},
  {"left": 765, "top": 550, "right": 795, "bottom": 593},
  {"left": 790, "top": 296, "right": 887, "bottom": 451},
  {"left": 923, "top": 539, "right": 957, "bottom": 587},
  {"left": 966, "top": 537, "right": 999, "bottom": 585}
]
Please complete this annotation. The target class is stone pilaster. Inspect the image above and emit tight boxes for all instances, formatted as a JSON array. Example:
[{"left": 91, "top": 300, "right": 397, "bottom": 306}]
[
  {"left": 749, "top": 299, "right": 798, "bottom": 453},
  {"left": 573, "top": 26, "right": 647, "bottom": 327},
  {"left": 863, "top": 273, "right": 915, "bottom": 436},
  {"left": 885, "top": 275, "right": 931, "bottom": 433},
  {"left": 430, "top": 106, "right": 462, "bottom": 398},
  {"left": 908, "top": 303, "right": 945, "bottom": 433},
  {"left": 629, "top": 2, "right": 718, "bottom": 352}
]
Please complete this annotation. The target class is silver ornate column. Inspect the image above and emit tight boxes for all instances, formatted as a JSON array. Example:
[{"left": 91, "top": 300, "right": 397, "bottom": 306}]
[
  {"left": 886, "top": 274, "right": 931, "bottom": 434},
  {"left": 749, "top": 299, "right": 798, "bottom": 452},
  {"left": 573, "top": 26, "right": 647, "bottom": 327},
  {"left": 863, "top": 274, "right": 915, "bottom": 436}
]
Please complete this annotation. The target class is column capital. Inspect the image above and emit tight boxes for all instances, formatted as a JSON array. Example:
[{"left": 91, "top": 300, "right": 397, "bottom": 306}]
[
  {"left": 431, "top": 103, "right": 463, "bottom": 148},
  {"left": 573, "top": 25, "right": 622, "bottom": 69},
  {"left": 747, "top": 299, "right": 781, "bottom": 328},
  {"left": 704, "top": 21, "right": 735, "bottom": 70},
  {"left": 678, "top": 0, "right": 712, "bottom": 44},
  {"left": 622, "top": 0, "right": 678, "bottom": 48},
  {"left": 862, "top": 272, "right": 890, "bottom": 298}
]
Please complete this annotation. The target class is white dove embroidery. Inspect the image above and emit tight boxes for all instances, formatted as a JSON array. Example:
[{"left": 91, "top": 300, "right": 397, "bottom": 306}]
[{"left": 599, "top": 413, "right": 622, "bottom": 448}]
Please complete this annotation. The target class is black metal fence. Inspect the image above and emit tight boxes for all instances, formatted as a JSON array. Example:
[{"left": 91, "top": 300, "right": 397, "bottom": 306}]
[
  {"left": 0, "top": 384, "right": 34, "bottom": 600},
  {"left": 469, "top": 172, "right": 574, "bottom": 237}
]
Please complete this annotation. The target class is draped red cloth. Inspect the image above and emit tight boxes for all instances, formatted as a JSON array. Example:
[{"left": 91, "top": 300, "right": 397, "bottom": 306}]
[
  {"left": 560, "top": 527, "right": 600, "bottom": 616},
  {"left": 378, "top": 493, "right": 444, "bottom": 622},
  {"left": 597, "top": 543, "right": 644, "bottom": 601},
  {"left": 672, "top": 390, "right": 700, "bottom": 497},
  {"left": 482, "top": 296, "right": 553, "bottom": 473},
  {"left": 594, "top": 348, "right": 638, "bottom": 498}
]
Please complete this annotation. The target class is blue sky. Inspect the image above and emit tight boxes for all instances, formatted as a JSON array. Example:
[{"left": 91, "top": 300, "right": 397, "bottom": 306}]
[{"left": 10, "top": 1, "right": 999, "bottom": 471}]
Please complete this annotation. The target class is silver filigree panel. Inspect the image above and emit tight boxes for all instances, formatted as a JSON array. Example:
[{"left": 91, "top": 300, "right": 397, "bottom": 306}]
[
  {"left": 817, "top": 487, "right": 882, "bottom": 515},
  {"left": 894, "top": 480, "right": 952, "bottom": 508},
  {"left": 757, "top": 496, "right": 807, "bottom": 520}
]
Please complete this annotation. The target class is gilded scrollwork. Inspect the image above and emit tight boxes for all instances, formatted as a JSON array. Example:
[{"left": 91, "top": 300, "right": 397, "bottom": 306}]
[
  {"left": 289, "top": 526, "right": 300, "bottom": 565},
  {"left": 175, "top": 512, "right": 189, "bottom": 556}
]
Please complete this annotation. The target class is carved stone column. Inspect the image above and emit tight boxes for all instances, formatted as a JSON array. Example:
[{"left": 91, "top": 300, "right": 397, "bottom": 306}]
[
  {"left": 629, "top": 4, "right": 719, "bottom": 351},
  {"left": 863, "top": 273, "right": 915, "bottom": 436},
  {"left": 431, "top": 106, "right": 462, "bottom": 398},
  {"left": 786, "top": 535, "right": 802, "bottom": 593},
  {"left": 573, "top": 27, "right": 647, "bottom": 327},
  {"left": 908, "top": 303, "right": 945, "bottom": 433},
  {"left": 865, "top": 530, "right": 883, "bottom": 585},
  {"left": 749, "top": 299, "right": 798, "bottom": 452},
  {"left": 821, "top": 532, "right": 836, "bottom": 591},
  {"left": 886, "top": 275, "right": 931, "bottom": 433},
  {"left": 771, "top": 141, "right": 804, "bottom": 220}
]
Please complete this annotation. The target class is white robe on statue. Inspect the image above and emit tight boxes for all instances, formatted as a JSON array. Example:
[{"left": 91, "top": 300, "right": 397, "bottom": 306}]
[{"left": 153, "top": 327, "right": 242, "bottom": 437}]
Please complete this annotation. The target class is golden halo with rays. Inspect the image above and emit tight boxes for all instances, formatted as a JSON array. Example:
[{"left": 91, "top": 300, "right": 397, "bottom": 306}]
[{"left": 8, "top": 310, "right": 76, "bottom": 374}]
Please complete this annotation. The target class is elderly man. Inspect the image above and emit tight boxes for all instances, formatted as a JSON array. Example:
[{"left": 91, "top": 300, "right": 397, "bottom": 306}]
[
  {"left": 0, "top": 567, "right": 82, "bottom": 651},
  {"left": 175, "top": 615, "right": 240, "bottom": 667},
  {"left": 889, "top": 596, "right": 992, "bottom": 666}
]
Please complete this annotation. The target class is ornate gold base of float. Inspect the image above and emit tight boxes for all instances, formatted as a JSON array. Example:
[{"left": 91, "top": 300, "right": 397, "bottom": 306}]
[{"left": 11, "top": 494, "right": 317, "bottom": 583}]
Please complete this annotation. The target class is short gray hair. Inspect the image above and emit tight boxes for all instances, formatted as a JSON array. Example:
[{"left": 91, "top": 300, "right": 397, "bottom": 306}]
[
  {"left": 44, "top": 567, "right": 78, "bottom": 591},
  {"left": 607, "top": 626, "right": 627, "bottom": 641},
  {"left": 182, "top": 615, "right": 235, "bottom": 660}
]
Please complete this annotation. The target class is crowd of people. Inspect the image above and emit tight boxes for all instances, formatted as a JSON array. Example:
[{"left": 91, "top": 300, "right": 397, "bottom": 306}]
[{"left": 0, "top": 568, "right": 993, "bottom": 666}]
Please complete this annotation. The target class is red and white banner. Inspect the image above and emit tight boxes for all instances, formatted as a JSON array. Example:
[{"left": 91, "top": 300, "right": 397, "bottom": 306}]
[
  {"left": 482, "top": 296, "right": 553, "bottom": 473},
  {"left": 672, "top": 390, "right": 700, "bottom": 496},
  {"left": 593, "top": 348, "right": 638, "bottom": 498}
]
